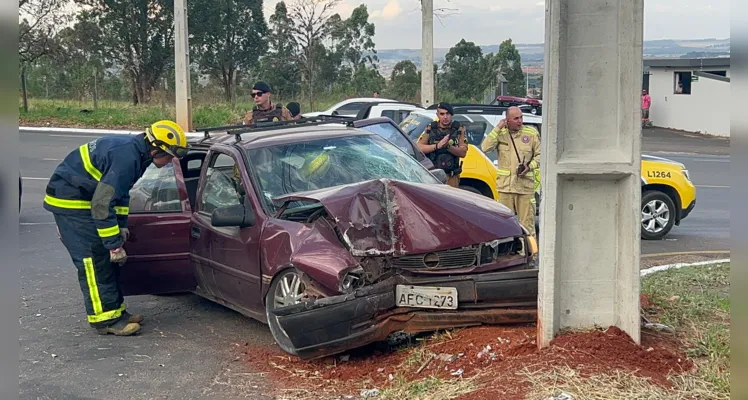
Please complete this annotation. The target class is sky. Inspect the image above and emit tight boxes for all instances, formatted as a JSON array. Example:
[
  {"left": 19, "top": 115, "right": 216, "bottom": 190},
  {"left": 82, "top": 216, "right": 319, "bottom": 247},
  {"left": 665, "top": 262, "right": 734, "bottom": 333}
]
[{"left": 263, "top": 0, "right": 731, "bottom": 49}]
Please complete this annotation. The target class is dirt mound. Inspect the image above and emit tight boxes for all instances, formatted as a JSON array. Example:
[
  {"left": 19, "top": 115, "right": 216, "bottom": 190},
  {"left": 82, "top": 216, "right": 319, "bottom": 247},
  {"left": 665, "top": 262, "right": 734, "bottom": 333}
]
[{"left": 243, "top": 324, "right": 693, "bottom": 399}]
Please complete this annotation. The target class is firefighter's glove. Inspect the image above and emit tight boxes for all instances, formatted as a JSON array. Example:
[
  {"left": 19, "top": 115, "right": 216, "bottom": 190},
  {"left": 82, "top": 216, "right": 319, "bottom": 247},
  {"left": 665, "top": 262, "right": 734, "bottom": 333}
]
[
  {"left": 110, "top": 247, "right": 128, "bottom": 265},
  {"left": 120, "top": 227, "right": 130, "bottom": 243}
]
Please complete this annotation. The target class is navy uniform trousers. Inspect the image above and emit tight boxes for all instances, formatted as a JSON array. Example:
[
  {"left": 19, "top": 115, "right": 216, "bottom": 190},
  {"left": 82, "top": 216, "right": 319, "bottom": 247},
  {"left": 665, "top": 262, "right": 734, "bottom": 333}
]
[{"left": 54, "top": 213, "right": 126, "bottom": 328}]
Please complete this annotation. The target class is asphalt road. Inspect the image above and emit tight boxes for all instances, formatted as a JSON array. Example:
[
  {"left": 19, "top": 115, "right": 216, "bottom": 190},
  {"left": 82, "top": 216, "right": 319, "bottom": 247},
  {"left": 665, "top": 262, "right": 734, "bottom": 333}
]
[
  {"left": 18, "top": 127, "right": 730, "bottom": 399},
  {"left": 20, "top": 132, "right": 275, "bottom": 400}
]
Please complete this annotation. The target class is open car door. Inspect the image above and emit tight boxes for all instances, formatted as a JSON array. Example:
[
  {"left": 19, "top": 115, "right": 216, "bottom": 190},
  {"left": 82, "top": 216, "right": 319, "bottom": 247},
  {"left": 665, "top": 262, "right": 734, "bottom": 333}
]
[{"left": 119, "top": 159, "right": 197, "bottom": 296}]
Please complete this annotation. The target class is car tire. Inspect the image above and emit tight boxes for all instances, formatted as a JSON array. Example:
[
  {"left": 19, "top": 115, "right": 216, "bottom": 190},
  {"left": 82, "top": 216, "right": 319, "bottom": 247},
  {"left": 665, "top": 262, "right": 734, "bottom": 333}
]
[
  {"left": 459, "top": 185, "right": 484, "bottom": 197},
  {"left": 641, "top": 190, "right": 676, "bottom": 240},
  {"left": 265, "top": 268, "right": 305, "bottom": 356}
]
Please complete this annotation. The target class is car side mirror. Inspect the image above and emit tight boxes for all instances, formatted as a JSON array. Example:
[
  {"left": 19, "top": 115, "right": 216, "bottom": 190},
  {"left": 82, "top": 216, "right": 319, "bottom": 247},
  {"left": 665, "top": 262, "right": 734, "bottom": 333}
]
[
  {"left": 431, "top": 168, "right": 448, "bottom": 184},
  {"left": 211, "top": 204, "right": 256, "bottom": 228}
]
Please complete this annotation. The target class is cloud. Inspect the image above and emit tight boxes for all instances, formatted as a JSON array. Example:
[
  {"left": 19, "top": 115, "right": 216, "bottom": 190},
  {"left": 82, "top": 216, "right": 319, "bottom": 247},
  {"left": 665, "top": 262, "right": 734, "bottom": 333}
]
[{"left": 371, "top": 0, "right": 403, "bottom": 20}]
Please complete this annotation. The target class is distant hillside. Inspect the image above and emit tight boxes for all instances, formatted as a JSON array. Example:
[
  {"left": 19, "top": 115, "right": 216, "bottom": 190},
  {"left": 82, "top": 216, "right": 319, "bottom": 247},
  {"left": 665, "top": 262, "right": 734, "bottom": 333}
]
[{"left": 374, "top": 38, "right": 730, "bottom": 74}]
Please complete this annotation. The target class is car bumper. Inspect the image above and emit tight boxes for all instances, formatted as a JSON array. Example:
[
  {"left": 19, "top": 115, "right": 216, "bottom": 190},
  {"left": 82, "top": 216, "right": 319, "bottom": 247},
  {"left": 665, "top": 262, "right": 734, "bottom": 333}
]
[
  {"left": 271, "top": 268, "right": 538, "bottom": 360},
  {"left": 679, "top": 199, "right": 696, "bottom": 222}
]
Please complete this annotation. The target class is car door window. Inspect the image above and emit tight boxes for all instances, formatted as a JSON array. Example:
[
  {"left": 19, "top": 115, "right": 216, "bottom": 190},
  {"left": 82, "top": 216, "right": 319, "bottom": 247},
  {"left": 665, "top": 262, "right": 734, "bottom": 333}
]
[
  {"left": 128, "top": 162, "right": 182, "bottom": 213},
  {"left": 199, "top": 153, "right": 243, "bottom": 215},
  {"left": 358, "top": 122, "right": 417, "bottom": 158},
  {"left": 335, "top": 102, "right": 366, "bottom": 115}
]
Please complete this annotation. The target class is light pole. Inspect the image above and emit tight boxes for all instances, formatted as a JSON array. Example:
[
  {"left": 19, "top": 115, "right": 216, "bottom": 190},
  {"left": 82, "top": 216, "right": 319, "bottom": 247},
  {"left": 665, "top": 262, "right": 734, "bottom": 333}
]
[
  {"left": 174, "top": 0, "right": 193, "bottom": 131},
  {"left": 421, "top": 0, "right": 434, "bottom": 107}
]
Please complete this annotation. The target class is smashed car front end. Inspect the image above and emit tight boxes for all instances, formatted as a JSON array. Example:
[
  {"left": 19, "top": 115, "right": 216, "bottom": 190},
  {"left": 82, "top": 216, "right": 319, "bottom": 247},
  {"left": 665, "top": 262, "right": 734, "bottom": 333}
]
[{"left": 268, "top": 178, "right": 539, "bottom": 359}]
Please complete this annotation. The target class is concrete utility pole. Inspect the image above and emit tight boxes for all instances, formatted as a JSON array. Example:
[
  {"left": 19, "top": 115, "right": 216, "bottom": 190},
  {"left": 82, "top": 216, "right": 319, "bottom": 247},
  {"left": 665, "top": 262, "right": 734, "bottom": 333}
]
[
  {"left": 537, "top": 0, "right": 644, "bottom": 347},
  {"left": 174, "top": 0, "right": 193, "bottom": 131},
  {"left": 420, "top": 0, "right": 434, "bottom": 107}
]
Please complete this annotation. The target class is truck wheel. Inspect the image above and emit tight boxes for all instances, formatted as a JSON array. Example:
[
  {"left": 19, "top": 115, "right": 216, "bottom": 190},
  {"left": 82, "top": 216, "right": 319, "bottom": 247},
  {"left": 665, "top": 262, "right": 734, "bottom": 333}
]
[
  {"left": 641, "top": 190, "right": 675, "bottom": 240},
  {"left": 459, "top": 185, "right": 485, "bottom": 197},
  {"left": 265, "top": 268, "right": 304, "bottom": 356}
]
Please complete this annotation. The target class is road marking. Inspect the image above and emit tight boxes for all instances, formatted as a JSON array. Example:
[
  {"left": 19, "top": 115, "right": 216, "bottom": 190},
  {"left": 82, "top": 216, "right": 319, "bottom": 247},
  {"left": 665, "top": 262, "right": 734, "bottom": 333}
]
[
  {"left": 20, "top": 222, "right": 57, "bottom": 226},
  {"left": 641, "top": 258, "right": 730, "bottom": 277},
  {"left": 642, "top": 250, "right": 730, "bottom": 258},
  {"left": 49, "top": 134, "right": 96, "bottom": 138},
  {"left": 22, "top": 177, "right": 49, "bottom": 180},
  {"left": 43, "top": 158, "right": 62, "bottom": 161},
  {"left": 695, "top": 185, "right": 729, "bottom": 188},
  {"left": 688, "top": 159, "right": 730, "bottom": 163}
]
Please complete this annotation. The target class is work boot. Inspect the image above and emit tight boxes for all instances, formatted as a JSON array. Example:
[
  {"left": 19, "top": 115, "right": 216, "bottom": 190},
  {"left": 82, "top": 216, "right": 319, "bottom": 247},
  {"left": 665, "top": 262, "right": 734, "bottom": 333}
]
[
  {"left": 122, "top": 310, "right": 144, "bottom": 324},
  {"left": 96, "top": 318, "right": 141, "bottom": 336}
]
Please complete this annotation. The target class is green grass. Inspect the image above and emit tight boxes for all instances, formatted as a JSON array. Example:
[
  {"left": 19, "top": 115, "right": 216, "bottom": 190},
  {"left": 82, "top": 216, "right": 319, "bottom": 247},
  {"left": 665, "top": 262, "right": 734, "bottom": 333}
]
[
  {"left": 641, "top": 262, "right": 730, "bottom": 393},
  {"left": 18, "top": 97, "right": 342, "bottom": 130},
  {"left": 524, "top": 262, "right": 731, "bottom": 400}
]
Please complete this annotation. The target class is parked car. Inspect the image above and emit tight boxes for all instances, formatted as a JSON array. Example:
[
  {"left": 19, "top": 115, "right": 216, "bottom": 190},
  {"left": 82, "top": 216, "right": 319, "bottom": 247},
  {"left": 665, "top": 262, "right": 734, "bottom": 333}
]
[
  {"left": 400, "top": 106, "right": 696, "bottom": 240},
  {"left": 120, "top": 116, "right": 539, "bottom": 360},
  {"left": 353, "top": 101, "right": 425, "bottom": 125},
  {"left": 301, "top": 97, "right": 398, "bottom": 118}
]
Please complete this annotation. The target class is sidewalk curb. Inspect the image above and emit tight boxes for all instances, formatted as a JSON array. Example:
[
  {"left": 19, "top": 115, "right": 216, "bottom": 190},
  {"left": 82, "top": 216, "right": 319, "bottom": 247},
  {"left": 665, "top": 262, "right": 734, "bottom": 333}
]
[{"left": 640, "top": 258, "right": 730, "bottom": 277}]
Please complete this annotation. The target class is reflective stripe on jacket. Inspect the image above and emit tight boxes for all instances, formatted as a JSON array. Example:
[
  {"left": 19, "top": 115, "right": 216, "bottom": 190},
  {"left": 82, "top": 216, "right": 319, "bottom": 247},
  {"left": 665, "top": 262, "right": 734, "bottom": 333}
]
[
  {"left": 480, "top": 125, "right": 541, "bottom": 195},
  {"left": 43, "top": 133, "right": 152, "bottom": 249}
]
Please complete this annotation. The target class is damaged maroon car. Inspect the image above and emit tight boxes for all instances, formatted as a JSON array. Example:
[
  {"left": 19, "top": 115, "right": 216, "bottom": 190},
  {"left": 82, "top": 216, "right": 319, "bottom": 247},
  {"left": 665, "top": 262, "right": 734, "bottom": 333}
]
[{"left": 119, "top": 117, "right": 539, "bottom": 360}]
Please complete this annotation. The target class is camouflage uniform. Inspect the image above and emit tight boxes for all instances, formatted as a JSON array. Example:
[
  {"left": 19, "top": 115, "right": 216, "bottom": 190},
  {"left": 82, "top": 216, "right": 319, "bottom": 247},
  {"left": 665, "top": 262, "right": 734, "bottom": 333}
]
[
  {"left": 242, "top": 102, "right": 294, "bottom": 125},
  {"left": 417, "top": 122, "right": 469, "bottom": 188}
]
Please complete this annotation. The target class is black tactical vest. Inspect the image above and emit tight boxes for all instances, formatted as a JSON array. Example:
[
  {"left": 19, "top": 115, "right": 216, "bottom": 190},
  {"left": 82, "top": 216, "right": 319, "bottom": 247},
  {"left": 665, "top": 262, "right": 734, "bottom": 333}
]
[
  {"left": 426, "top": 121, "right": 462, "bottom": 175},
  {"left": 252, "top": 104, "right": 284, "bottom": 123}
]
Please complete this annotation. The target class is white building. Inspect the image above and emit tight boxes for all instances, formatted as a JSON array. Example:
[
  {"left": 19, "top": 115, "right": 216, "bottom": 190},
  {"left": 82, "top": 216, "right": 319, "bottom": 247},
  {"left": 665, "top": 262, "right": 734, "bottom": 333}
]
[{"left": 643, "top": 57, "right": 730, "bottom": 137}]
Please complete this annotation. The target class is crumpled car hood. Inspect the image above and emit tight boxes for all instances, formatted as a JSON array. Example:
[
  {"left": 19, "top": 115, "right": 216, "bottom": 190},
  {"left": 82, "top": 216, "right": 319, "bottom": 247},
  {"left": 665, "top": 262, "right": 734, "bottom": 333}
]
[{"left": 274, "top": 179, "right": 524, "bottom": 257}]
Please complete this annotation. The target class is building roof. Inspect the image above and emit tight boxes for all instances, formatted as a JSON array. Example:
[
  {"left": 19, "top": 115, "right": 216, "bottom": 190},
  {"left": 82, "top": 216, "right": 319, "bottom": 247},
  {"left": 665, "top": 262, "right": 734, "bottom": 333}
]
[{"left": 643, "top": 57, "right": 730, "bottom": 69}]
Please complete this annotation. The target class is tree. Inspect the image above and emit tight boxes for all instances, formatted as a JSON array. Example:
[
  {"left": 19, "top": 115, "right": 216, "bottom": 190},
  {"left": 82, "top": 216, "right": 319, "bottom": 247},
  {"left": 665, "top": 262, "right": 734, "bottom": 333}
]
[
  {"left": 331, "top": 4, "right": 377, "bottom": 70},
  {"left": 441, "top": 39, "right": 491, "bottom": 101},
  {"left": 75, "top": 0, "right": 175, "bottom": 105},
  {"left": 257, "top": 1, "right": 301, "bottom": 100},
  {"left": 389, "top": 60, "right": 419, "bottom": 101},
  {"left": 19, "top": 0, "right": 69, "bottom": 112},
  {"left": 288, "top": 0, "right": 342, "bottom": 110},
  {"left": 189, "top": 0, "right": 268, "bottom": 106},
  {"left": 495, "top": 39, "right": 526, "bottom": 97}
]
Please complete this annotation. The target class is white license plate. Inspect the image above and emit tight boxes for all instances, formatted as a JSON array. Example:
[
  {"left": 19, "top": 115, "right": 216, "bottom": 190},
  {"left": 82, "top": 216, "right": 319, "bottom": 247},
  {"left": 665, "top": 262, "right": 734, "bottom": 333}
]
[{"left": 395, "top": 285, "right": 458, "bottom": 310}]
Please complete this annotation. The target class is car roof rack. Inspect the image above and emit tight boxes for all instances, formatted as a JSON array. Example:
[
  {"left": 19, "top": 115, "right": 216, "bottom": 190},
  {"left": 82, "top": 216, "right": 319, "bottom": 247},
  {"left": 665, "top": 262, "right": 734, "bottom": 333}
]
[{"left": 195, "top": 115, "right": 359, "bottom": 144}]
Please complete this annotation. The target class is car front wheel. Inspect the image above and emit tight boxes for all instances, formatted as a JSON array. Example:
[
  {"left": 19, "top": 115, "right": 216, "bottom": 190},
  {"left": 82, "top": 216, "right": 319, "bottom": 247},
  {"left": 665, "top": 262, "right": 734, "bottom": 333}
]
[
  {"left": 265, "top": 268, "right": 306, "bottom": 356},
  {"left": 641, "top": 190, "right": 676, "bottom": 240}
]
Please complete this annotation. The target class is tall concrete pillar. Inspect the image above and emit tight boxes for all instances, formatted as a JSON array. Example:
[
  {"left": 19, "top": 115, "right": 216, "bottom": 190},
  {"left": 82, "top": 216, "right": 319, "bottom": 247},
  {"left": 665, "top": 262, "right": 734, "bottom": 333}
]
[
  {"left": 420, "top": 0, "right": 434, "bottom": 107},
  {"left": 537, "top": 0, "right": 644, "bottom": 347},
  {"left": 174, "top": 0, "right": 193, "bottom": 132}
]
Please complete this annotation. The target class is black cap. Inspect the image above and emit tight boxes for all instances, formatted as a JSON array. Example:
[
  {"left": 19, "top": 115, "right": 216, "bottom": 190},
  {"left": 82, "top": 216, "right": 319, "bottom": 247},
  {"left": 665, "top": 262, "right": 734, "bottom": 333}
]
[
  {"left": 286, "top": 102, "right": 301, "bottom": 117},
  {"left": 253, "top": 82, "right": 271, "bottom": 93},
  {"left": 436, "top": 102, "right": 453, "bottom": 115}
]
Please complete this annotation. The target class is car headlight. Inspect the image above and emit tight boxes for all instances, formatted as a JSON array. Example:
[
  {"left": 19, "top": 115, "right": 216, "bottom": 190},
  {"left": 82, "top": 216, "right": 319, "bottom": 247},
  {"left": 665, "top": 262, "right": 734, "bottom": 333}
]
[
  {"left": 340, "top": 266, "right": 365, "bottom": 293},
  {"left": 682, "top": 169, "right": 691, "bottom": 181}
]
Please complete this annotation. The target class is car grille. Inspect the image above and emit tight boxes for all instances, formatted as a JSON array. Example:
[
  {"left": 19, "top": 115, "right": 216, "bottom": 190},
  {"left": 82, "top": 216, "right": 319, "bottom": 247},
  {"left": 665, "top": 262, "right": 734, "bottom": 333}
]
[
  {"left": 391, "top": 238, "right": 524, "bottom": 271},
  {"left": 392, "top": 247, "right": 478, "bottom": 270}
]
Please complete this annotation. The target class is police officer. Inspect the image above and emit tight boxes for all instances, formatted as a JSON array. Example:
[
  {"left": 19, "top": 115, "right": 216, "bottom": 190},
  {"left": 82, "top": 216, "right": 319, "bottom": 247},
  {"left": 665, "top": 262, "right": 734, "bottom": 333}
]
[
  {"left": 242, "top": 82, "right": 294, "bottom": 125},
  {"left": 481, "top": 106, "right": 541, "bottom": 239},
  {"left": 44, "top": 120, "right": 189, "bottom": 336},
  {"left": 416, "top": 102, "right": 468, "bottom": 187}
]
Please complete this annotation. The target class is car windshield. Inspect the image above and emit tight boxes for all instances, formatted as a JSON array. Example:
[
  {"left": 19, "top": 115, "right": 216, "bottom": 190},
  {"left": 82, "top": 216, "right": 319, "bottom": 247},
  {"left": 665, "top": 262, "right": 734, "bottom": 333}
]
[
  {"left": 357, "top": 121, "right": 416, "bottom": 157},
  {"left": 399, "top": 113, "right": 433, "bottom": 141},
  {"left": 247, "top": 134, "right": 440, "bottom": 213}
]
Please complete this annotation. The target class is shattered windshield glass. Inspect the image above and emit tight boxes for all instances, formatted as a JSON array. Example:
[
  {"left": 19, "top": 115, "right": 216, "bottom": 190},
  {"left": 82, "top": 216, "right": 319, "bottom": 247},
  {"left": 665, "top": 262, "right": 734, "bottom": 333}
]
[{"left": 247, "top": 134, "right": 441, "bottom": 212}]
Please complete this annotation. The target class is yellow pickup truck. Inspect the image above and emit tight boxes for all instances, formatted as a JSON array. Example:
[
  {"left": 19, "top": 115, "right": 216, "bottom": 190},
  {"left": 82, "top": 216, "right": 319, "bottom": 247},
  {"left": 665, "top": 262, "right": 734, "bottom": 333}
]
[{"left": 399, "top": 108, "right": 696, "bottom": 240}]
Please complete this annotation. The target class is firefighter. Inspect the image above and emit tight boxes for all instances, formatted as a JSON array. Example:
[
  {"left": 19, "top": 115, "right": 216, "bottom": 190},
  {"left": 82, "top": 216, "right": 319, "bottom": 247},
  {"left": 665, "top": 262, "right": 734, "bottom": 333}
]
[
  {"left": 416, "top": 102, "right": 468, "bottom": 187},
  {"left": 481, "top": 106, "right": 541, "bottom": 239},
  {"left": 242, "top": 82, "right": 294, "bottom": 125},
  {"left": 44, "top": 120, "right": 190, "bottom": 336}
]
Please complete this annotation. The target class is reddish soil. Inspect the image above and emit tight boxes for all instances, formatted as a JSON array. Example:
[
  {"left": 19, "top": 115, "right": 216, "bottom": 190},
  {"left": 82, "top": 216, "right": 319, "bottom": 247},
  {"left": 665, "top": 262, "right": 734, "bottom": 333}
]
[{"left": 243, "top": 324, "right": 693, "bottom": 400}]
